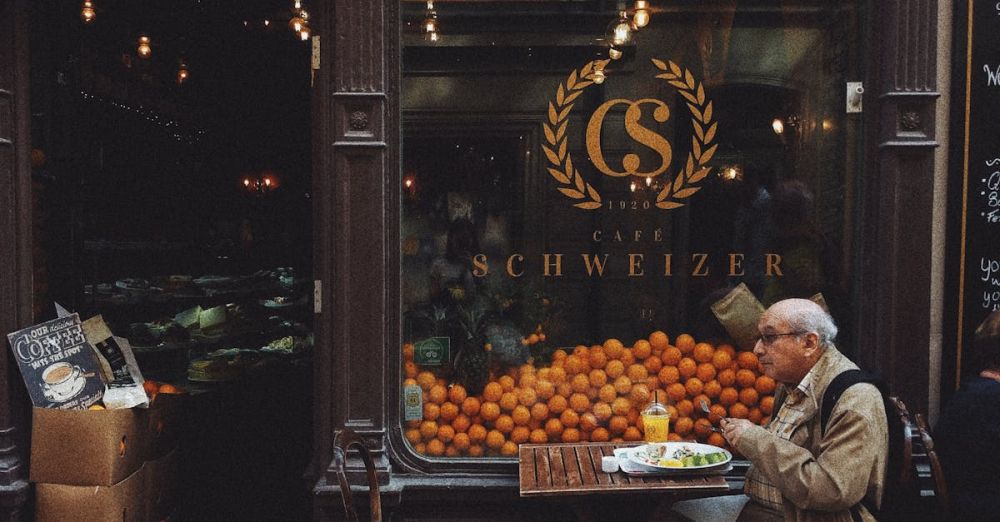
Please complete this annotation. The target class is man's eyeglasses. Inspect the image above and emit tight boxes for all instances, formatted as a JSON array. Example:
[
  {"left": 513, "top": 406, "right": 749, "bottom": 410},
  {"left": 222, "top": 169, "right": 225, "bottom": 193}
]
[{"left": 756, "top": 331, "right": 805, "bottom": 346}]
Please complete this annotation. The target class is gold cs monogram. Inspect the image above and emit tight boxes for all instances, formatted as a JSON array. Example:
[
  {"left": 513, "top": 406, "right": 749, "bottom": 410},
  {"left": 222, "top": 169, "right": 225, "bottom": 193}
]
[{"left": 585, "top": 98, "right": 672, "bottom": 178}]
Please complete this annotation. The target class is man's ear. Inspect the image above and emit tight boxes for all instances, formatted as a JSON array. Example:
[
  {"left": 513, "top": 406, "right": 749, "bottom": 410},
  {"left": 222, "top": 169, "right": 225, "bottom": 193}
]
[{"left": 802, "top": 332, "right": 822, "bottom": 357}]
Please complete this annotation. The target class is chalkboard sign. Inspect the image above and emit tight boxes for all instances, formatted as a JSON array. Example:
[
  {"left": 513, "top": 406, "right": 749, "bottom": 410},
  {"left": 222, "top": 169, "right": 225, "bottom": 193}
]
[{"left": 953, "top": 1, "right": 1000, "bottom": 384}]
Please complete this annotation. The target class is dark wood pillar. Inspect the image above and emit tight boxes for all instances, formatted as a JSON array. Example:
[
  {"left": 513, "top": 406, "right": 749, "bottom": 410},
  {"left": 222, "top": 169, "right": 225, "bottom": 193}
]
[
  {"left": 858, "top": 0, "right": 939, "bottom": 414},
  {"left": 312, "top": 0, "right": 399, "bottom": 516},
  {"left": 0, "top": 0, "right": 34, "bottom": 518}
]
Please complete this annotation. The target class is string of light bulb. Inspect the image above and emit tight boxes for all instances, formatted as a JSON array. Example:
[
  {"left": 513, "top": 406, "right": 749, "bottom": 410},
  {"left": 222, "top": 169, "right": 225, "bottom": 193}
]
[{"left": 607, "top": 1, "right": 653, "bottom": 61}]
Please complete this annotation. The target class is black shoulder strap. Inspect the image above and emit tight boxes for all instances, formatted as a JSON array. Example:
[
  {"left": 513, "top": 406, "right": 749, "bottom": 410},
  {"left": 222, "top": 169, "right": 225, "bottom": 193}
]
[{"left": 821, "top": 369, "right": 882, "bottom": 434}]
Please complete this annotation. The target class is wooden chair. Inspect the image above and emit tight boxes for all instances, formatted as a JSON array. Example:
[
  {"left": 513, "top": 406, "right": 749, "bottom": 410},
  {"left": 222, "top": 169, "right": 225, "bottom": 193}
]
[
  {"left": 333, "top": 429, "right": 382, "bottom": 522},
  {"left": 914, "top": 413, "right": 950, "bottom": 517}
]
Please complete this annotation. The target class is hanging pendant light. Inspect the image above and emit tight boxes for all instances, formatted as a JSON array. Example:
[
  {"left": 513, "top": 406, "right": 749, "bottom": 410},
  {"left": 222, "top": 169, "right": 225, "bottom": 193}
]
[
  {"left": 423, "top": 1, "right": 439, "bottom": 42},
  {"left": 137, "top": 35, "right": 152, "bottom": 59},
  {"left": 633, "top": 1, "right": 650, "bottom": 29},
  {"left": 81, "top": 1, "right": 96, "bottom": 23},
  {"left": 177, "top": 60, "right": 190, "bottom": 84}
]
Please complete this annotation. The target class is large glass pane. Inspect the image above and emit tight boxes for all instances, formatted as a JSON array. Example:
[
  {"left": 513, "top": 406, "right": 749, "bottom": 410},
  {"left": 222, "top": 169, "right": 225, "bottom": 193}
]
[{"left": 399, "top": 1, "right": 864, "bottom": 460}]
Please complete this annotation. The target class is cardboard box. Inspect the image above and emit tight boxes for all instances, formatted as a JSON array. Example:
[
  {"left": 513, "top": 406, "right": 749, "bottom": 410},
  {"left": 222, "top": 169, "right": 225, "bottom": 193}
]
[
  {"left": 36, "top": 462, "right": 146, "bottom": 522},
  {"left": 147, "top": 393, "right": 185, "bottom": 459},
  {"left": 144, "top": 449, "right": 179, "bottom": 522},
  {"left": 31, "top": 407, "right": 148, "bottom": 486}
]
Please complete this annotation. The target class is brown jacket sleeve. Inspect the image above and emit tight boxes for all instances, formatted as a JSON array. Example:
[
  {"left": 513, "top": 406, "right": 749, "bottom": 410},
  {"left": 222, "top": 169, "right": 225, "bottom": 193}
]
[{"left": 736, "top": 383, "right": 885, "bottom": 512}]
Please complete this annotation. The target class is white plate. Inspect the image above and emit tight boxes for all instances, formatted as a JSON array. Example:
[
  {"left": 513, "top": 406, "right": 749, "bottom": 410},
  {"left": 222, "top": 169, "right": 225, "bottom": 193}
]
[{"left": 628, "top": 442, "right": 732, "bottom": 471}]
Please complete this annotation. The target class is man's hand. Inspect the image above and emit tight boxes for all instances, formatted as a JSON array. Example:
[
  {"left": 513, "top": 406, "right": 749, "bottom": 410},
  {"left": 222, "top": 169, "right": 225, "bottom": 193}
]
[{"left": 720, "top": 417, "right": 754, "bottom": 447}]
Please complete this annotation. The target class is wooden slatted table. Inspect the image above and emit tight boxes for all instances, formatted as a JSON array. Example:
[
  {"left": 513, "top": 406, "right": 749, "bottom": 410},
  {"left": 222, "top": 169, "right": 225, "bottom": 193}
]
[{"left": 519, "top": 442, "right": 730, "bottom": 497}]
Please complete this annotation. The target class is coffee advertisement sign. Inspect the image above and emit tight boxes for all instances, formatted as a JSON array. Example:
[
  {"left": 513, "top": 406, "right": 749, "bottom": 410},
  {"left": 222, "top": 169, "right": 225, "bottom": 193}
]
[{"left": 6, "top": 314, "right": 105, "bottom": 409}]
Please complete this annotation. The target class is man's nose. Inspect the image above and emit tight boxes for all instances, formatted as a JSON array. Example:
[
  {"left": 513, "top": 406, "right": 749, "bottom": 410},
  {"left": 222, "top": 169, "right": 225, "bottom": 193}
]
[{"left": 753, "top": 340, "right": 764, "bottom": 356}]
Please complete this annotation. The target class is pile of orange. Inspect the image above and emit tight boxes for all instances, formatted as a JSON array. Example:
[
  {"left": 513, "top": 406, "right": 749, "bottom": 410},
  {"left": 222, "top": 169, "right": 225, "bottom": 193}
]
[{"left": 402, "top": 332, "right": 775, "bottom": 458}]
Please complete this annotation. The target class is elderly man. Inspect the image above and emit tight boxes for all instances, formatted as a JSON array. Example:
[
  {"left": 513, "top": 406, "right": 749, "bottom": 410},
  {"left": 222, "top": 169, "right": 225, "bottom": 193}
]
[{"left": 721, "top": 298, "right": 888, "bottom": 522}]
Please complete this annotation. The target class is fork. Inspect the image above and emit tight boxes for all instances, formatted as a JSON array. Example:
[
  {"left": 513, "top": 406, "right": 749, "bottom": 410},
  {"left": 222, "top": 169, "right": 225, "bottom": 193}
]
[{"left": 699, "top": 399, "right": 723, "bottom": 433}]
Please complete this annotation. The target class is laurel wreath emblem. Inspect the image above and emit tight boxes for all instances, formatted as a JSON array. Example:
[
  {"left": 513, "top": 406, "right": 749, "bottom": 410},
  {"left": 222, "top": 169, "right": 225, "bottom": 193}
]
[{"left": 541, "top": 59, "right": 717, "bottom": 211}]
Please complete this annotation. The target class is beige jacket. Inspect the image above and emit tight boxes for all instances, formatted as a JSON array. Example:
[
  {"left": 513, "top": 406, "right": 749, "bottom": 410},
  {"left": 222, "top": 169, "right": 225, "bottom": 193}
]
[{"left": 736, "top": 346, "right": 888, "bottom": 522}]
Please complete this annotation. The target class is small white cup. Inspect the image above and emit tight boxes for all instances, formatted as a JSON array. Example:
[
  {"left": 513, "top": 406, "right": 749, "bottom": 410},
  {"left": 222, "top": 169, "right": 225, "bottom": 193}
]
[{"left": 601, "top": 455, "right": 619, "bottom": 473}]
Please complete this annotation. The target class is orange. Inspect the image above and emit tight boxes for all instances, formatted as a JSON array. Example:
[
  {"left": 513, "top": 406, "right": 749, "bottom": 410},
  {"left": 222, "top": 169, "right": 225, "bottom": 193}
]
[
  {"left": 414, "top": 442, "right": 427, "bottom": 454},
  {"left": 498, "top": 375, "right": 516, "bottom": 392},
  {"left": 589, "top": 347, "right": 608, "bottom": 369},
  {"left": 676, "top": 399, "right": 694, "bottom": 418},
  {"left": 483, "top": 382, "right": 503, "bottom": 402},
  {"left": 685, "top": 377, "right": 704, "bottom": 397},
  {"left": 571, "top": 374, "right": 591, "bottom": 393},
  {"left": 535, "top": 380, "right": 556, "bottom": 400},
  {"left": 703, "top": 380, "right": 722, "bottom": 399},
  {"left": 598, "top": 384, "right": 617, "bottom": 403},
  {"left": 643, "top": 355, "right": 663, "bottom": 374},
  {"left": 448, "top": 384, "right": 467, "bottom": 404},
  {"left": 519, "top": 373, "right": 537, "bottom": 390},
  {"left": 712, "top": 350, "right": 733, "bottom": 371},
  {"left": 467, "top": 445, "right": 485, "bottom": 457},
  {"left": 761, "top": 415, "right": 772, "bottom": 426},
  {"left": 692, "top": 394, "right": 711, "bottom": 416},
  {"left": 626, "top": 407, "right": 640, "bottom": 426},
  {"left": 736, "top": 369, "right": 757, "bottom": 389},
  {"left": 480, "top": 402, "right": 501, "bottom": 422},
  {"left": 416, "top": 371, "right": 436, "bottom": 391},
  {"left": 510, "top": 426, "right": 531, "bottom": 445},
  {"left": 569, "top": 393, "right": 591, "bottom": 413},
  {"left": 461, "top": 397, "right": 481, "bottom": 417},
  {"left": 486, "top": 429, "right": 506, "bottom": 449},
  {"left": 593, "top": 402, "right": 613, "bottom": 421},
  {"left": 605, "top": 360, "right": 625, "bottom": 379},
  {"left": 405, "top": 428, "right": 422, "bottom": 445},
  {"left": 759, "top": 395, "right": 775, "bottom": 415},
  {"left": 667, "top": 433, "right": 682, "bottom": 442},
  {"left": 420, "top": 421, "right": 439, "bottom": 440},
  {"left": 547, "top": 395, "right": 568, "bottom": 414},
  {"left": 426, "top": 439, "right": 446, "bottom": 456},
  {"left": 707, "top": 432, "right": 726, "bottom": 448},
  {"left": 739, "top": 388, "right": 759, "bottom": 407},
  {"left": 562, "top": 428, "right": 582, "bottom": 443},
  {"left": 552, "top": 349, "right": 568, "bottom": 361},
  {"left": 440, "top": 402, "right": 459, "bottom": 422},
  {"left": 608, "top": 416, "right": 629, "bottom": 435},
  {"left": 658, "top": 366, "right": 681, "bottom": 385},
  {"left": 675, "top": 334, "right": 696, "bottom": 355},
  {"left": 623, "top": 427, "right": 642, "bottom": 441},
  {"left": 453, "top": 432, "right": 472, "bottom": 451},
  {"left": 423, "top": 403, "right": 440, "bottom": 421},
  {"left": 445, "top": 444, "right": 461, "bottom": 457},
  {"left": 549, "top": 366, "right": 567, "bottom": 384},
  {"left": 495, "top": 415, "right": 515, "bottom": 434},
  {"left": 709, "top": 404, "right": 727, "bottom": 425},
  {"left": 755, "top": 375, "right": 777, "bottom": 395},
  {"left": 736, "top": 351, "right": 760, "bottom": 371},
  {"left": 452, "top": 414, "right": 471, "bottom": 433},
  {"left": 499, "top": 392, "right": 518, "bottom": 412},
  {"left": 560, "top": 409, "right": 580, "bottom": 428},
  {"left": 718, "top": 368, "right": 737, "bottom": 387},
  {"left": 498, "top": 440, "right": 517, "bottom": 456},
  {"left": 402, "top": 378, "right": 418, "bottom": 388},
  {"left": 613, "top": 375, "right": 633, "bottom": 396},
  {"left": 633, "top": 340, "right": 652, "bottom": 360},
  {"left": 678, "top": 358, "right": 698, "bottom": 379},
  {"left": 512, "top": 405, "right": 531, "bottom": 426},
  {"left": 438, "top": 424, "right": 456, "bottom": 443},
  {"left": 661, "top": 346, "right": 682, "bottom": 367},
  {"left": 626, "top": 364, "right": 649, "bottom": 383},
  {"left": 666, "top": 405, "right": 679, "bottom": 419},
  {"left": 719, "top": 387, "right": 739, "bottom": 407},
  {"left": 579, "top": 412, "right": 599, "bottom": 432},
  {"left": 673, "top": 417, "right": 694, "bottom": 436},
  {"left": 564, "top": 355, "right": 586, "bottom": 375},
  {"left": 518, "top": 388, "right": 538, "bottom": 408},
  {"left": 611, "top": 397, "right": 631, "bottom": 416},
  {"left": 403, "top": 343, "right": 415, "bottom": 360},
  {"left": 544, "top": 418, "right": 564, "bottom": 439},
  {"left": 629, "top": 383, "right": 651, "bottom": 405},
  {"left": 604, "top": 338, "right": 625, "bottom": 360},
  {"left": 428, "top": 384, "right": 448, "bottom": 405},
  {"left": 649, "top": 331, "right": 670, "bottom": 352},
  {"left": 404, "top": 361, "right": 418, "bottom": 379},
  {"left": 748, "top": 407, "right": 763, "bottom": 425},
  {"left": 468, "top": 424, "right": 487, "bottom": 444},
  {"left": 530, "top": 402, "right": 549, "bottom": 421},
  {"left": 729, "top": 403, "right": 750, "bottom": 419},
  {"left": 588, "top": 369, "right": 608, "bottom": 389},
  {"left": 621, "top": 349, "right": 635, "bottom": 366},
  {"left": 693, "top": 418, "right": 714, "bottom": 439},
  {"left": 696, "top": 363, "right": 717, "bottom": 383},
  {"left": 718, "top": 344, "right": 737, "bottom": 359},
  {"left": 665, "top": 383, "right": 687, "bottom": 402},
  {"left": 590, "top": 427, "right": 611, "bottom": 442},
  {"left": 693, "top": 343, "right": 715, "bottom": 363},
  {"left": 529, "top": 428, "right": 548, "bottom": 443}
]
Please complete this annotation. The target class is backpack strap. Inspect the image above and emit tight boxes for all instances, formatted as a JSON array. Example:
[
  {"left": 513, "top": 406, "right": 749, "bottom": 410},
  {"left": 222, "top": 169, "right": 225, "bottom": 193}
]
[{"left": 821, "top": 369, "right": 883, "bottom": 434}]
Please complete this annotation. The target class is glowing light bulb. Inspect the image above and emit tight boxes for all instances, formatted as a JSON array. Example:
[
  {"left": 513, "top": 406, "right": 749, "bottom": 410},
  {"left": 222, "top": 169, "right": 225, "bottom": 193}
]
[
  {"left": 137, "top": 36, "right": 151, "bottom": 59},
  {"left": 822, "top": 118, "right": 834, "bottom": 131},
  {"left": 609, "top": 46, "right": 623, "bottom": 60},
  {"left": 645, "top": 176, "right": 652, "bottom": 187},
  {"left": 299, "top": 25, "right": 311, "bottom": 40},
  {"left": 289, "top": 16, "right": 305, "bottom": 32},
  {"left": 633, "top": 1, "right": 650, "bottom": 28},
  {"left": 243, "top": 178, "right": 251, "bottom": 187},
  {"left": 630, "top": 181, "right": 637, "bottom": 192},
  {"left": 592, "top": 67, "right": 606, "bottom": 84},
  {"left": 81, "top": 1, "right": 96, "bottom": 23},
  {"left": 609, "top": 11, "right": 633, "bottom": 47},
  {"left": 771, "top": 118, "right": 785, "bottom": 135},
  {"left": 177, "top": 62, "right": 189, "bottom": 84}
]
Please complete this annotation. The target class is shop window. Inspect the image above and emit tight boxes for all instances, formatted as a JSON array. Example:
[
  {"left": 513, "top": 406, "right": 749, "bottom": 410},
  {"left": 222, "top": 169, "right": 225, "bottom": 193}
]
[{"left": 399, "top": 1, "right": 865, "bottom": 460}]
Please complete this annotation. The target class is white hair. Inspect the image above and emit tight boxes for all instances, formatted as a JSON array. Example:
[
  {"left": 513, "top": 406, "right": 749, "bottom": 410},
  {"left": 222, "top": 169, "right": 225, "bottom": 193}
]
[{"left": 777, "top": 299, "right": 839, "bottom": 345}]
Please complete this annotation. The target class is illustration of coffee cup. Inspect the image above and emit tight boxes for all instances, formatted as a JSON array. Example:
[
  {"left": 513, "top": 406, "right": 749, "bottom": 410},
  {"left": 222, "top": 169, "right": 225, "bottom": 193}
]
[{"left": 41, "top": 362, "right": 84, "bottom": 402}]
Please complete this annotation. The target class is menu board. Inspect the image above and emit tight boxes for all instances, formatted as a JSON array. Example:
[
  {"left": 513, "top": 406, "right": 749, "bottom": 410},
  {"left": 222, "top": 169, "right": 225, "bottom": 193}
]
[{"left": 954, "top": 1, "right": 1000, "bottom": 381}]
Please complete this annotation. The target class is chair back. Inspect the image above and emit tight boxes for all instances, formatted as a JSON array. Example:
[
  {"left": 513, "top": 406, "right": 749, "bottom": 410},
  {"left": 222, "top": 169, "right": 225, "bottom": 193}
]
[
  {"left": 913, "top": 413, "right": 950, "bottom": 517},
  {"left": 333, "top": 429, "right": 382, "bottom": 522}
]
